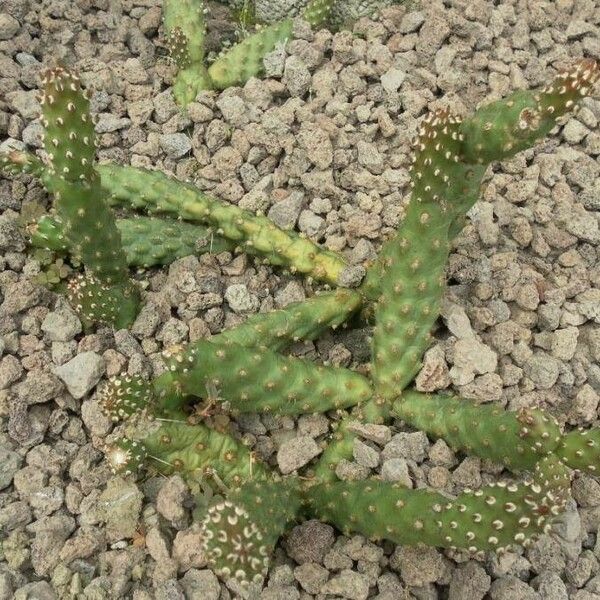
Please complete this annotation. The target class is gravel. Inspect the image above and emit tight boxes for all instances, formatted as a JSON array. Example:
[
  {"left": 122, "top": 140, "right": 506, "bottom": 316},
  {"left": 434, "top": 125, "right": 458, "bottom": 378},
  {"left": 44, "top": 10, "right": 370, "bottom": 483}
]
[{"left": 1, "top": 0, "right": 600, "bottom": 597}]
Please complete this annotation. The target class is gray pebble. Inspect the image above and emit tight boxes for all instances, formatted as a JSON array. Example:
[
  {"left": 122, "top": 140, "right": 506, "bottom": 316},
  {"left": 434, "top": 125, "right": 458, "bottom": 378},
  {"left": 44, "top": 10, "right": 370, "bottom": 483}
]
[
  {"left": 41, "top": 306, "right": 82, "bottom": 342},
  {"left": 382, "top": 431, "right": 429, "bottom": 463},
  {"left": 13, "top": 582, "right": 57, "bottom": 600},
  {"left": 53, "top": 352, "right": 105, "bottom": 399},
  {"left": 95, "top": 113, "right": 131, "bottom": 133},
  {"left": 224, "top": 283, "right": 259, "bottom": 313},
  {"left": 159, "top": 133, "right": 192, "bottom": 158},
  {"left": 277, "top": 435, "right": 321, "bottom": 474},
  {"left": 284, "top": 520, "right": 335, "bottom": 564},
  {"left": 0, "top": 446, "right": 22, "bottom": 490},
  {"left": 321, "top": 569, "right": 370, "bottom": 600},
  {"left": 0, "top": 13, "right": 20, "bottom": 39},
  {"left": 294, "top": 562, "right": 329, "bottom": 594},
  {"left": 380, "top": 458, "right": 412, "bottom": 487},
  {"left": 180, "top": 570, "right": 220, "bottom": 600},
  {"left": 97, "top": 477, "right": 143, "bottom": 542}
]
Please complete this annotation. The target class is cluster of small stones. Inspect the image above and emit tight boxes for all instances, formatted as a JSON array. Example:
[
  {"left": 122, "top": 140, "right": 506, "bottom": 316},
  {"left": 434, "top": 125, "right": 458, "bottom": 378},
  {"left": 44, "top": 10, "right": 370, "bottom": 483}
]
[{"left": 0, "top": 0, "right": 600, "bottom": 598}]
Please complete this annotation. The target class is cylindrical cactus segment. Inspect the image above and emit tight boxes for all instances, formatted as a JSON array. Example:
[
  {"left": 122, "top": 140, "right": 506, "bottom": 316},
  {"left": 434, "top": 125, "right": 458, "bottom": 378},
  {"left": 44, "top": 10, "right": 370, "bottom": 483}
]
[
  {"left": 370, "top": 110, "right": 464, "bottom": 401},
  {"left": 392, "top": 391, "right": 563, "bottom": 471},
  {"left": 201, "top": 479, "right": 301, "bottom": 587},
  {"left": 155, "top": 338, "right": 372, "bottom": 415},
  {"left": 163, "top": 0, "right": 214, "bottom": 105},
  {"left": 40, "top": 67, "right": 96, "bottom": 183},
  {"left": 140, "top": 419, "right": 269, "bottom": 486},
  {"left": 67, "top": 273, "right": 139, "bottom": 330},
  {"left": 31, "top": 214, "right": 235, "bottom": 268},
  {"left": 557, "top": 427, "right": 600, "bottom": 474},
  {"left": 219, "top": 288, "right": 362, "bottom": 351},
  {"left": 305, "top": 455, "right": 571, "bottom": 554},
  {"left": 98, "top": 375, "right": 154, "bottom": 422},
  {"left": 208, "top": 19, "right": 294, "bottom": 89},
  {"left": 95, "top": 163, "right": 349, "bottom": 285},
  {"left": 459, "top": 58, "right": 599, "bottom": 164}
]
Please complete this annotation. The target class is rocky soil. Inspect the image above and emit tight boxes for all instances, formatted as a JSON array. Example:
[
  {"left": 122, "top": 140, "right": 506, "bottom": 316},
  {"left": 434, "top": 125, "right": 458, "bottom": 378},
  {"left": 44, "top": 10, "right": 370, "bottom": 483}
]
[{"left": 1, "top": 0, "right": 600, "bottom": 598}]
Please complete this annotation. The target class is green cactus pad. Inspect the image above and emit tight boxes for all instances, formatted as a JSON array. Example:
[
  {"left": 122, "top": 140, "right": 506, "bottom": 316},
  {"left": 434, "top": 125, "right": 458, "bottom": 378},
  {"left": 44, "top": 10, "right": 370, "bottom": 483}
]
[
  {"left": 306, "top": 455, "right": 571, "bottom": 554},
  {"left": 40, "top": 68, "right": 96, "bottom": 183},
  {"left": 393, "top": 391, "right": 563, "bottom": 471},
  {"left": 460, "top": 58, "right": 600, "bottom": 164},
  {"left": 67, "top": 273, "right": 139, "bottom": 330},
  {"left": 201, "top": 479, "right": 301, "bottom": 587},
  {"left": 163, "top": 0, "right": 213, "bottom": 105},
  {"left": 302, "top": 0, "right": 334, "bottom": 27},
  {"left": 370, "top": 110, "right": 464, "bottom": 400},
  {"left": 557, "top": 427, "right": 600, "bottom": 474},
  {"left": 208, "top": 19, "right": 294, "bottom": 89},
  {"left": 105, "top": 437, "right": 148, "bottom": 476},
  {"left": 31, "top": 214, "right": 235, "bottom": 268},
  {"left": 138, "top": 419, "right": 269, "bottom": 486},
  {"left": 155, "top": 338, "right": 372, "bottom": 415},
  {"left": 219, "top": 288, "right": 362, "bottom": 351},
  {"left": 95, "top": 163, "right": 349, "bottom": 285},
  {"left": 98, "top": 375, "right": 154, "bottom": 422}
]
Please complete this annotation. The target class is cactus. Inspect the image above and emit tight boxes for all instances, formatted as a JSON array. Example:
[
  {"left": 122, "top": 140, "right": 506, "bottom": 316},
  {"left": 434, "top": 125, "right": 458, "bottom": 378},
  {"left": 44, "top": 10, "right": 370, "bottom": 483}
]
[
  {"left": 3, "top": 150, "right": 349, "bottom": 285},
  {"left": 36, "top": 67, "right": 140, "bottom": 327},
  {"left": 30, "top": 214, "right": 235, "bottom": 268},
  {"left": 163, "top": 0, "right": 213, "bottom": 106},
  {"left": 305, "top": 455, "right": 571, "bottom": 555},
  {"left": 6, "top": 56, "right": 600, "bottom": 591},
  {"left": 201, "top": 479, "right": 301, "bottom": 587},
  {"left": 106, "top": 417, "right": 268, "bottom": 487},
  {"left": 315, "top": 59, "right": 600, "bottom": 479}
]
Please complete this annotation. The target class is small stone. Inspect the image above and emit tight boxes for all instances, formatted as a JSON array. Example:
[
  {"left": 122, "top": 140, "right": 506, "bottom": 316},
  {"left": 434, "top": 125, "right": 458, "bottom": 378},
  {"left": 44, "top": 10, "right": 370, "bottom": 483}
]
[
  {"left": 267, "top": 191, "right": 305, "bottom": 229},
  {"left": 533, "top": 571, "right": 568, "bottom": 600},
  {"left": 0, "top": 13, "right": 20, "bottom": 39},
  {"left": 53, "top": 352, "right": 105, "bottom": 399},
  {"left": 353, "top": 438, "right": 379, "bottom": 468},
  {"left": 15, "top": 369, "right": 64, "bottom": 405},
  {"left": 298, "top": 209, "right": 325, "bottom": 238},
  {"left": 569, "top": 384, "right": 599, "bottom": 423},
  {"left": 448, "top": 561, "right": 491, "bottom": 600},
  {"left": 489, "top": 575, "right": 541, "bottom": 600},
  {"left": 551, "top": 327, "right": 579, "bottom": 361},
  {"left": 524, "top": 351, "right": 560, "bottom": 389},
  {"left": 0, "top": 214, "right": 25, "bottom": 252},
  {"left": 347, "top": 422, "right": 391, "bottom": 445},
  {"left": 391, "top": 546, "right": 446, "bottom": 586},
  {"left": 381, "top": 67, "right": 406, "bottom": 93},
  {"left": 415, "top": 345, "right": 451, "bottom": 392},
  {"left": 97, "top": 477, "right": 143, "bottom": 542},
  {"left": 172, "top": 525, "right": 207, "bottom": 571},
  {"left": 41, "top": 306, "right": 82, "bottom": 342},
  {"left": 450, "top": 338, "right": 498, "bottom": 386},
  {"left": 382, "top": 431, "right": 429, "bottom": 463},
  {"left": 399, "top": 11, "right": 425, "bottom": 33},
  {"left": 156, "top": 475, "right": 188, "bottom": 526},
  {"left": 13, "top": 582, "right": 57, "bottom": 600},
  {"left": 159, "top": 133, "right": 192, "bottom": 158},
  {"left": 284, "top": 520, "right": 335, "bottom": 564},
  {"left": 283, "top": 55, "right": 311, "bottom": 97},
  {"left": 277, "top": 435, "right": 321, "bottom": 474},
  {"left": 95, "top": 113, "right": 130, "bottom": 133},
  {"left": 29, "top": 514, "right": 76, "bottom": 576},
  {"left": 294, "top": 562, "right": 329, "bottom": 594},
  {"left": 224, "top": 283, "right": 259, "bottom": 313},
  {"left": 381, "top": 458, "right": 412, "bottom": 487},
  {"left": 321, "top": 569, "right": 370, "bottom": 600},
  {"left": 0, "top": 446, "right": 22, "bottom": 490},
  {"left": 180, "top": 570, "right": 220, "bottom": 600},
  {"left": 0, "top": 354, "right": 23, "bottom": 390}
]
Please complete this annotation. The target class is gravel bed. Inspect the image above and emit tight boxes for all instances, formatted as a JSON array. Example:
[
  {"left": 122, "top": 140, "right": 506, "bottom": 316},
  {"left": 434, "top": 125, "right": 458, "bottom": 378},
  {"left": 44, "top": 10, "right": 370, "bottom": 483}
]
[{"left": 1, "top": 0, "right": 600, "bottom": 598}]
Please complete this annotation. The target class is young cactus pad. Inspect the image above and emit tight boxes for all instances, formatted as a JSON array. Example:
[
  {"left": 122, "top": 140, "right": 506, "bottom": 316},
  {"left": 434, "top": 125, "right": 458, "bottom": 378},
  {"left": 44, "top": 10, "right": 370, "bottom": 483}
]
[{"left": 201, "top": 479, "right": 301, "bottom": 587}]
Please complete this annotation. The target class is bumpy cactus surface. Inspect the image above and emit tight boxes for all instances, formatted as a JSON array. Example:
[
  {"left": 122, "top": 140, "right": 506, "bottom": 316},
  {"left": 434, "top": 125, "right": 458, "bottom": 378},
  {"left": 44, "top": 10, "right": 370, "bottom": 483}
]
[{"left": 3, "top": 57, "right": 600, "bottom": 592}]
